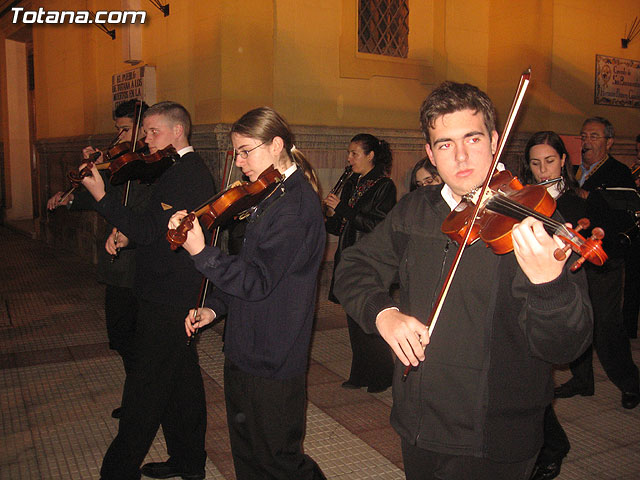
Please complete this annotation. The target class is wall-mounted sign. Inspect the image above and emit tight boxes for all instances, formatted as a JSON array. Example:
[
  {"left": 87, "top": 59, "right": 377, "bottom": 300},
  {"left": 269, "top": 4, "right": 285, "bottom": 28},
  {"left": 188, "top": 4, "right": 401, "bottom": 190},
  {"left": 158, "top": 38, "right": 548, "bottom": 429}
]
[
  {"left": 595, "top": 54, "right": 640, "bottom": 108},
  {"left": 111, "top": 65, "right": 156, "bottom": 113}
]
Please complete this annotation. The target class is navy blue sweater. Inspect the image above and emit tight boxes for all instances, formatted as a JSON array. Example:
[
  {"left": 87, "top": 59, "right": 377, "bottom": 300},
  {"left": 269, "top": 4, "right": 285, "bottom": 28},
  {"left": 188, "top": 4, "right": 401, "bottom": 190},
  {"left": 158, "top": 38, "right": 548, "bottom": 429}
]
[{"left": 192, "top": 168, "right": 325, "bottom": 379}]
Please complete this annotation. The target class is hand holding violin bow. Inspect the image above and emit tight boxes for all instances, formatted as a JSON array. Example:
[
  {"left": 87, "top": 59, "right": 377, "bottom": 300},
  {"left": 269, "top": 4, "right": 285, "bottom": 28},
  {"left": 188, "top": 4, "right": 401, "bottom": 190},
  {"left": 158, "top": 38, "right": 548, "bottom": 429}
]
[
  {"left": 184, "top": 308, "right": 216, "bottom": 339},
  {"left": 105, "top": 227, "right": 130, "bottom": 256}
]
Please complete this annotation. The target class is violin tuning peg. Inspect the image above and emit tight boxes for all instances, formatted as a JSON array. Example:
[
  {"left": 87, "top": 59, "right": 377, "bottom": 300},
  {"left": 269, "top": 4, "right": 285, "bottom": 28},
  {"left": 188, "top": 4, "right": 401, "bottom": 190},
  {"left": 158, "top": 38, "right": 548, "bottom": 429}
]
[
  {"left": 553, "top": 245, "right": 571, "bottom": 261},
  {"left": 576, "top": 218, "right": 591, "bottom": 232},
  {"left": 570, "top": 256, "right": 587, "bottom": 272},
  {"left": 591, "top": 227, "right": 605, "bottom": 240}
]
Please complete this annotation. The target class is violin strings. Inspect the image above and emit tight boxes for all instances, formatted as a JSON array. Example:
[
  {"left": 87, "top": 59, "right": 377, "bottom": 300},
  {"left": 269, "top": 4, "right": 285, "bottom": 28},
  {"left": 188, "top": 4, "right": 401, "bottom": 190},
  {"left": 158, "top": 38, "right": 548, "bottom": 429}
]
[{"left": 488, "top": 195, "right": 577, "bottom": 241}]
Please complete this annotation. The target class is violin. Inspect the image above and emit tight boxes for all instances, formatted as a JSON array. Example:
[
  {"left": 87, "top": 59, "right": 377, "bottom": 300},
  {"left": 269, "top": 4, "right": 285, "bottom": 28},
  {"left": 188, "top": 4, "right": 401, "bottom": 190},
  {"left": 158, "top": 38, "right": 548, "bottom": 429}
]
[
  {"left": 67, "top": 144, "right": 178, "bottom": 186},
  {"left": 57, "top": 129, "right": 133, "bottom": 203},
  {"left": 103, "top": 139, "right": 148, "bottom": 163},
  {"left": 167, "top": 164, "right": 284, "bottom": 250},
  {"left": 107, "top": 144, "right": 178, "bottom": 185},
  {"left": 58, "top": 160, "right": 111, "bottom": 204},
  {"left": 441, "top": 169, "right": 608, "bottom": 271}
]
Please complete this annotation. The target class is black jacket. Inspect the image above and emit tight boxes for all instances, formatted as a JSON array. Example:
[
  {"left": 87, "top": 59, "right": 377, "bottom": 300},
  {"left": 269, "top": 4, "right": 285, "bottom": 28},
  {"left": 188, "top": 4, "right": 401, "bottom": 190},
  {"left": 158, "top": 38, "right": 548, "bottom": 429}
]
[
  {"left": 580, "top": 156, "right": 637, "bottom": 260},
  {"left": 95, "top": 151, "right": 216, "bottom": 308},
  {"left": 334, "top": 185, "right": 593, "bottom": 461},
  {"left": 325, "top": 165, "right": 396, "bottom": 302},
  {"left": 70, "top": 176, "right": 153, "bottom": 289}
]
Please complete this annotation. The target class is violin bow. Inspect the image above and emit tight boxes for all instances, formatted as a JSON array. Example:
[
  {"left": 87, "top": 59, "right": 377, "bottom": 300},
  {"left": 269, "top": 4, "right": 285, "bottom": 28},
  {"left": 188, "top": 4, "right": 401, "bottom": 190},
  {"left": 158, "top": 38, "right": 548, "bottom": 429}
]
[
  {"left": 111, "top": 99, "right": 144, "bottom": 262},
  {"left": 187, "top": 149, "right": 236, "bottom": 345},
  {"left": 402, "top": 68, "right": 531, "bottom": 381}
]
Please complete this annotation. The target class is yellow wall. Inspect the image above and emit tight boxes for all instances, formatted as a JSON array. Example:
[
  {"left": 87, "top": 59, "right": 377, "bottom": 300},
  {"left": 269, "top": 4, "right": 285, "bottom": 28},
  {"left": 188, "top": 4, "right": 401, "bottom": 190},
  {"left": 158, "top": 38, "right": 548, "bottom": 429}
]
[
  {"left": 6, "top": 0, "right": 640, "bottom": 140},
  {"left": 550, "top": 0, "right": 640, "bottom": 136},
  {"left": 272, "top": 0, "right": 443, "bottom": 129},
  {"left": 484, "top": 0, "right": 640, "bottom": 137},
  {"left": 3, "top": 38, "right": 33, "bottom": 220}
]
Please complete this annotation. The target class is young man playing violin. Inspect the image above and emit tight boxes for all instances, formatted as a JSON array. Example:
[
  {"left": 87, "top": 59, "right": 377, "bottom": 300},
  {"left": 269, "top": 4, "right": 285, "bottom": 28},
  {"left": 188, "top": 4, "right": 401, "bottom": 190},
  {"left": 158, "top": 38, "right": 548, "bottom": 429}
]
[
  {"left": 333, "top": 81, "right": 593, "bottom": 480},
  {"left": 80, "top": 101, "right": 216, "bottom": 480},
  {"left": 47, "top": 99, "right": 152, "bottom": 420}
]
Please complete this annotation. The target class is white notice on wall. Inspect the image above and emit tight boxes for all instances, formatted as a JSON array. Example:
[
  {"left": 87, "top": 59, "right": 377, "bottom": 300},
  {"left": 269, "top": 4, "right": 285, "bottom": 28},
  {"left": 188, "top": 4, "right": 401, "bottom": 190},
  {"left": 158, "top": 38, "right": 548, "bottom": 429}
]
[{"left": 111, "top": 65, "right": 156, "bottom": 113}]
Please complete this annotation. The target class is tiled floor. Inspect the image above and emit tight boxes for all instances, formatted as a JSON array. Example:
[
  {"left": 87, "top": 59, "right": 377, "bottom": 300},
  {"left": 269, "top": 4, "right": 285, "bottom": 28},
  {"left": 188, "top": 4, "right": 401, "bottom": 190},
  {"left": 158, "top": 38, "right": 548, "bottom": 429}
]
[{"left": 1, "top": 225, "right": 639, "bottom": 479}]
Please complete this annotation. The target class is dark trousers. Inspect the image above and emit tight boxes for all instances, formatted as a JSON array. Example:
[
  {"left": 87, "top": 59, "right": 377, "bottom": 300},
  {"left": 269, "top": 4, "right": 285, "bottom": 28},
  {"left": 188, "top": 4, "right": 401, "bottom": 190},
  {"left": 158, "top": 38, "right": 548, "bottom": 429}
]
[
  {"left": 100, "top": 300, "right": 207, "bottom": 480},
  {"left": 569, "top": 265, "right": 640, "bottom": 394},
  {"left": 623, "top": 248, "right": 640, "bottom": 338},
  {"left": 536, "top": 404, "right": 570, "bottom": 466},
  {"left": 224, "top": 359, "right": 325, "bottom": 480},
  {"left": 104, "top": 284, "right": 138, "bottom": 374},
  {"left": 345, "top": 315, "right": 394, "bottom": 389},
  {"left": 401, "top": 439, "right": 537, "bottom": 480}
]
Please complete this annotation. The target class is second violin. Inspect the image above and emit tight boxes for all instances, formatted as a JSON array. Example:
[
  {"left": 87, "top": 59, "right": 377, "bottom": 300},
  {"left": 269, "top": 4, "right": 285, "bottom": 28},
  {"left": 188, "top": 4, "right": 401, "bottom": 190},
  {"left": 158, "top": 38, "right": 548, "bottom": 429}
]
[{"left": 167, "top": 165, "right": 284, "bottom": 250}]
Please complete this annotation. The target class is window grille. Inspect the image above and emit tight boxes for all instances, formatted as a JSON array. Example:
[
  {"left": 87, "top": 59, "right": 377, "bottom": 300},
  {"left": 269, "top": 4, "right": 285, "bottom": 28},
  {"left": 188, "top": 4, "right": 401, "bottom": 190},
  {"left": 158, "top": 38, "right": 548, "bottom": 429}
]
[{"left": 358, "top": 0, "right": 409, "bottom": 58}]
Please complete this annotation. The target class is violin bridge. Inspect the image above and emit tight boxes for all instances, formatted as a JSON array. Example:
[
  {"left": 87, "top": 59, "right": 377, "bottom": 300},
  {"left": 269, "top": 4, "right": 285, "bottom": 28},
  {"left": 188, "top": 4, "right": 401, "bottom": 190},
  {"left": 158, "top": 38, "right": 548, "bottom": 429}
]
[{"left": 464, "top": 187, "right": 495, "bottom": 208}]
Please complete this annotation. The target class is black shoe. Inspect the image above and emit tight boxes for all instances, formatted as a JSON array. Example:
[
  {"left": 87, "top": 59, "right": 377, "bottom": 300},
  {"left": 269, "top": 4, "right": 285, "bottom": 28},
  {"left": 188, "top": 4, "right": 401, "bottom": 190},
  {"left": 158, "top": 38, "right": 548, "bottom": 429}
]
[
  {"left": 140, "top": 461, "right": 205, "bottom": 479},
  {"left": 111, "top": 407, "right": 122, "bottom": 419},
  {"left": 530, "top": 459, "right": 563, "bottom": 480},
  {"left": 367, "top": 384, "right": 390, "bottom": 393},
  {"left": 341, "top": 381, "right": 362, "bottom": 389},
  {"left": 622, "top": 391, "right": 640, "bottom": 409},
  {"left": 554, "top": 380, "right": 594, "bottom": 398}
]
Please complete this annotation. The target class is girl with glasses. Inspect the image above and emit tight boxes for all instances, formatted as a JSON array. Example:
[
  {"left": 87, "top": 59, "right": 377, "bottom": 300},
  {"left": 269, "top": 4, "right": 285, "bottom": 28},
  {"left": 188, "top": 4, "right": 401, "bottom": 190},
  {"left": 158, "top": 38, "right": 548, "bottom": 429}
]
[{"left": 168, "top": 107, "right": 326, "bottom": 479}]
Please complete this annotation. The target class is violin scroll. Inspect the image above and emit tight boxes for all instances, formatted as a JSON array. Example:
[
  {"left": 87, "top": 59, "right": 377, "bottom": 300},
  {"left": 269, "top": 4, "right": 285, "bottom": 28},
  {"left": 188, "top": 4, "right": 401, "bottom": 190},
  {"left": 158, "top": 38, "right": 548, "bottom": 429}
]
[
  {"left": 167, "top": 213, "right": 196, "bottom": 251},
  {"left": 553, "top": 218, "right": 591, "bottom": 261},
  {"left": 551, "top": 217, "right": 607, "bottom": 271}
]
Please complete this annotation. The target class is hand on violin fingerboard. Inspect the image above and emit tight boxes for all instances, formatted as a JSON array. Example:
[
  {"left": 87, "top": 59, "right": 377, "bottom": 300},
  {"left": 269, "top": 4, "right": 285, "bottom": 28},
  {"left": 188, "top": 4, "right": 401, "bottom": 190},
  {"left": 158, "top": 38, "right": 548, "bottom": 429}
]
[
  {"left": 511, "top": 217, "right": 567, "bottom": 284},
  {"left": 82, "top": 146, "right": 103, "bottom": 163},
  {"left": 168, "top": 210, "right": 206, "bottom": 256},
  {"left": 79, "top": 163, "right": 106, "bottom": 202}
]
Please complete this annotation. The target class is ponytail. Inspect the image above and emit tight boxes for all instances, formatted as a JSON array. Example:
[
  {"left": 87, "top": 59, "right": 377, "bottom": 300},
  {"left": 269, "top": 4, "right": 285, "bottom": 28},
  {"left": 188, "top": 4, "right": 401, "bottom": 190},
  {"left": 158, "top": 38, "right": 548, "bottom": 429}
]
[{"left": 290, "top": 147, "right": 320, "bottom": 194}]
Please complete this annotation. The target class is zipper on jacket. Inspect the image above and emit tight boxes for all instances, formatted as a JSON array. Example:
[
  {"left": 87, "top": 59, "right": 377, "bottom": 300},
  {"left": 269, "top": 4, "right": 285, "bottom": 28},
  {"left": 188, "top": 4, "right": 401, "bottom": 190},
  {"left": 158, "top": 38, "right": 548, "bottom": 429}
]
[
  {"left": 429, "top": 239, "right": 451, "bottom": 310},
  {"left": 416, "top": 238, "right": 451, "bottom": 444}
]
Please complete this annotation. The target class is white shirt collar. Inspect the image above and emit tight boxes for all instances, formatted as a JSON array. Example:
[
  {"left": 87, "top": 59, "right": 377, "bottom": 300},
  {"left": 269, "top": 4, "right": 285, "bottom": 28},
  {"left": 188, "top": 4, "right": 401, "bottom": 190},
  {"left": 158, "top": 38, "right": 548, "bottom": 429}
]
[
  {"left": 281, "top": 163, "right": 297, "bottom": 180},
  {"left": 177, "top": 146, "right": 195, "bottom": 157},
  {"left": 439, "top": 162, "right": 506, "bottom": 211}
]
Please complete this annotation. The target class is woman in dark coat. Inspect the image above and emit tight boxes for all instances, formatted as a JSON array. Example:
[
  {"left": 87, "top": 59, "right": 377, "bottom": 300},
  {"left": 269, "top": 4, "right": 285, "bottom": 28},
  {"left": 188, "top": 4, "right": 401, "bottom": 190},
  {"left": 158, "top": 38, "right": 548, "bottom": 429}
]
[
  {"left": 324, "top": 133, "right": 397, "bottom": 393},
  {"left": 519, "top": 131, "right": 585, "bottom": 480}
]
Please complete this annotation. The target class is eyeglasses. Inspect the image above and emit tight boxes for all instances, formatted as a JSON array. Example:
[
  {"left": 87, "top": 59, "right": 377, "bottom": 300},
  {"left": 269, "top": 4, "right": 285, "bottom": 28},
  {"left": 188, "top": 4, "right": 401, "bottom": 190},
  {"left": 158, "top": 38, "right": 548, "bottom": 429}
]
[
  {"left": 417, "top": 176, "right": 437, "bottom": 187},
  {"left": 233, "top": 141, "right": 266, "bottom": 159},
  {"left": 580, "top": 133, "right": 606, "bottom": 141}
]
